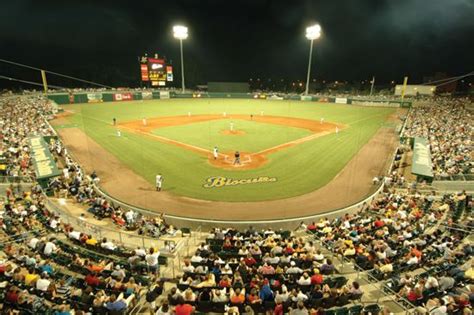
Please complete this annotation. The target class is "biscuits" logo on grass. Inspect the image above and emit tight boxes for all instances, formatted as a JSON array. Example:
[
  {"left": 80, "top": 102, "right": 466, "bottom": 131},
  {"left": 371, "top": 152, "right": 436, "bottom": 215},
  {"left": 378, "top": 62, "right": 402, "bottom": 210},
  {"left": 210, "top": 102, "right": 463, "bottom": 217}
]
[{"left": 203, "top": 176, "right": 277, "bottom": 188}]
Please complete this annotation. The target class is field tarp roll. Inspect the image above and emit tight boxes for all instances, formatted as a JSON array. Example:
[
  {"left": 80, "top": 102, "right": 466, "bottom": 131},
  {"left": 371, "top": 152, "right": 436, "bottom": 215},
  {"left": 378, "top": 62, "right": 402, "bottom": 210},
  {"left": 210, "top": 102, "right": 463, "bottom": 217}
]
[{"left": 412, "top": 137, "right": 434, "bottom": 178}]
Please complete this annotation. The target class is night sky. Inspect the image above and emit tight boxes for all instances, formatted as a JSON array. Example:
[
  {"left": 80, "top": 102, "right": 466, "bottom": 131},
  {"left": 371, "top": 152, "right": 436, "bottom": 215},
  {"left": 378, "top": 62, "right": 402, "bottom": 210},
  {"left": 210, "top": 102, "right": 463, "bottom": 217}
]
[{"left": 0, "top": 0, "right": 473, "bottom": 89}]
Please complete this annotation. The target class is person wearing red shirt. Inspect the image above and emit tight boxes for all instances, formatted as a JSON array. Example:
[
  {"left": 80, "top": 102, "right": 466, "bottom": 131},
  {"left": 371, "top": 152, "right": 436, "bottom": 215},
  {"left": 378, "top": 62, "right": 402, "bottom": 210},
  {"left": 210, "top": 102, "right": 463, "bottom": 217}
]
[
  {"left": 6, "top": 286, "right": 20, "bottom": 304},
  {"left": 84, "top": 272, "right": 101, "bottom": 287},
  {"left": 310, "top": 269, "right": 323, "bottom": 285},
  {"left": 374, "top": 217, "right": 385, "bottom": 228},
  {"left": 244, "top": 254, "right": 257, "bottom": 267},
  {"left": 175, "top": 297, "right": 195, "bottom": 315}
]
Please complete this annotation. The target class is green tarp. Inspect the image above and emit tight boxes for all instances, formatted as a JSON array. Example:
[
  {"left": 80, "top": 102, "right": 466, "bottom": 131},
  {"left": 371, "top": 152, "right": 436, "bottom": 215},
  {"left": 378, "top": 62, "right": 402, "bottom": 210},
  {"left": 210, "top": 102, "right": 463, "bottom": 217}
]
[
  {"left": 412, "top": 137, "right": 434, "bottom": 178},
  {"left": 29, "top": 136, "right": 61, "bottom": 180}
]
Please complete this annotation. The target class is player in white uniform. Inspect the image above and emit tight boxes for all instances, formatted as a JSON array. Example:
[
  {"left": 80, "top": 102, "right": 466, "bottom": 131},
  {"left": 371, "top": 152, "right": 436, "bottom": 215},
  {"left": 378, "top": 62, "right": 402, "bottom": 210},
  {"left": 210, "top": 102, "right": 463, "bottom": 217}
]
[
  {"left": 320, "top": 117, "right": 324, "bottom": 124},
  {"left": 230, "top": 122, "right": 234, "bottom": 131},
  {"left": 116, "top": 129, "right": 121, "bottom": 137},
  {"left": 143, "top": 117, "right": 147, "bottom": 126},
  {"left": 155, "top": 174, "right": 163, "bottom": 191},
  {"left": 213, "top": 146, "right": 219, "bottom": 160}
]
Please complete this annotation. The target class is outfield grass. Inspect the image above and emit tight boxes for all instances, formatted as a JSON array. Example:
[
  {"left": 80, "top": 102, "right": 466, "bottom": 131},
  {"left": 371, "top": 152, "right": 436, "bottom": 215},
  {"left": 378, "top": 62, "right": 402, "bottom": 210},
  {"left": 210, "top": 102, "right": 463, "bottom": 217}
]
[
  {"left": 152, "top": 119, "right": 312, "bottom": 153},
  {"left": 62, "top": 99, "right": 394, "bottom": 201}
]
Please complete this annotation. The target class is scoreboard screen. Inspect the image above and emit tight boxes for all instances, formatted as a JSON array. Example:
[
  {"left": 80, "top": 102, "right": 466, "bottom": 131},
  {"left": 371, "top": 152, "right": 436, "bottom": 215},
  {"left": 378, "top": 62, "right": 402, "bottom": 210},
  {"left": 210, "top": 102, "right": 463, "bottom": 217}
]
[{"left": 140, "top": 55, "right": 173, "bottom": 86}]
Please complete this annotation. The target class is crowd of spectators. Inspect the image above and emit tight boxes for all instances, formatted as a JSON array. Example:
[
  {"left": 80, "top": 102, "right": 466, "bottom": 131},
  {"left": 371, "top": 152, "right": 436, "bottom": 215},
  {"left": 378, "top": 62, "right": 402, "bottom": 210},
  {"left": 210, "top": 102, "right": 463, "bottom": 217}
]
[
  {"left": 0, "top": 93, "right": 473, "bottom": 314},
  {"left": 402, "top": 97, "right": 473, "bottom": 177}
]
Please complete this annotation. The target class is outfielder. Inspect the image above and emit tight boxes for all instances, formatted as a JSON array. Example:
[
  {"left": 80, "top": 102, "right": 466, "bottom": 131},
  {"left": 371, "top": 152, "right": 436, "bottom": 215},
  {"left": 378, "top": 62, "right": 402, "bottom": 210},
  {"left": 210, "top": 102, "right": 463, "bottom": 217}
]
[
  {"left": 213, "top": 146, "right": 219, "bottom": 160},
  {"left": 156, "top": 174, "right": 163, "bottom": 191}
]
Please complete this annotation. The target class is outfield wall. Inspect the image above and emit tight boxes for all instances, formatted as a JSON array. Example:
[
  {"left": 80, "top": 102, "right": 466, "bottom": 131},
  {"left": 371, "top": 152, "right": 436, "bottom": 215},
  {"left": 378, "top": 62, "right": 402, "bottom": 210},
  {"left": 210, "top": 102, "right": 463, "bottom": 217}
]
[{"left": 47, "top": 91, "right": 411, "bottom": 107}]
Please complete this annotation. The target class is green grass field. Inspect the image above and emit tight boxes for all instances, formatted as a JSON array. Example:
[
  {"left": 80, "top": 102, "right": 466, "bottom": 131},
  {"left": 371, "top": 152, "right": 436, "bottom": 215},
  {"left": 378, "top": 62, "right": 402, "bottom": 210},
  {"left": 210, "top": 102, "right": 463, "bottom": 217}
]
[
  {"left": 60, "top": 99, "right": 394, "bottom": 201},
  {"left": 152, "top": 119, "right": 312, "bottom": 153}
]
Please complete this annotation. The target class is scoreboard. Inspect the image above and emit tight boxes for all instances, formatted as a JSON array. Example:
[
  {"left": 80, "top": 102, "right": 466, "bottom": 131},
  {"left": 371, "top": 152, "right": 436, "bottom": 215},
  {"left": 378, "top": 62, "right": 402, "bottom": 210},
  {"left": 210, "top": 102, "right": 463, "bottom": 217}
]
[{"left": 140, "top": 55, "right": 173, "bottom": 86}]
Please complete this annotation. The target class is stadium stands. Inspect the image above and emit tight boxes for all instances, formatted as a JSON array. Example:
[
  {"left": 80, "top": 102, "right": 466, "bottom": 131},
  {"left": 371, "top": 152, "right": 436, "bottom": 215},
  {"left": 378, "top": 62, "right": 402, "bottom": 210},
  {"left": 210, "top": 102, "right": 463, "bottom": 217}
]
[{"left": 0, "top": 94, "right": 472, "bottom": 314}]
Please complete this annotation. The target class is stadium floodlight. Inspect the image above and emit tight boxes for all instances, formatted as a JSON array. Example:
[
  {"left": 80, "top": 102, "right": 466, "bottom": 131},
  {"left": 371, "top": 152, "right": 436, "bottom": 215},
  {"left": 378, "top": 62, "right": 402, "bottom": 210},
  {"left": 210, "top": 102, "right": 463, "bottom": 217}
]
[
  {"left": 304, "top": 24, "right": 321, "bottom": 95},
  {"left": 173, "top": 25, "right": 188, "bottom": 93}
]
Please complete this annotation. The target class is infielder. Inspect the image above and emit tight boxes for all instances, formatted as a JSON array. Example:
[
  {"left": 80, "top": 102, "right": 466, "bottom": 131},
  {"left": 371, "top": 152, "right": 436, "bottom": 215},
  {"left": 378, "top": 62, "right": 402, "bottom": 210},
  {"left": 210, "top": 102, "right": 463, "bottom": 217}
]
[
  {"left": 230, "top": 122, "right": 234, "bottom": 131},
  {"left": 156, "top": 174, "right": 163, "bottom": 191},
  {"left": 143, "top": 117, "right": 147, "bottom": 126},
  {"left": 113, "top": 117, "right": 117, "bottom": 125},
  {"left": 116, "top": 129, "right": 121, "bottom": 137},
  {"left": 213, "top": 146, "right": 218, "bottom": 160},
  {"left": 320, "top": 117, "right": 324, "bottom": 124},
  {"left": 336, "top": 126, "right": 339, "bottom": 134}
]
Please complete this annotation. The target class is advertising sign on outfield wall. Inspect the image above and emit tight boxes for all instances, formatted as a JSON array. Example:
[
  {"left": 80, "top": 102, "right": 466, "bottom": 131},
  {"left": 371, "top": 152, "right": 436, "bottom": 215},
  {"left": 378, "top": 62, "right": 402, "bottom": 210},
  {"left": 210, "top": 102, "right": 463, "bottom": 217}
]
[
  {"left": 160, "top": 91, "right": 170, "bottom": 99},
  {"left": 87, "top": 93, "right": 103, "bottom": 103},
  {"left": 113, "top": 93, "right": 133, "bottom": 101},
  {"left": 142, "top": 91, "right": 153, "bottom": 100},
  {"left": 335, "top": 97, "right": 347, "bottom": 104}
]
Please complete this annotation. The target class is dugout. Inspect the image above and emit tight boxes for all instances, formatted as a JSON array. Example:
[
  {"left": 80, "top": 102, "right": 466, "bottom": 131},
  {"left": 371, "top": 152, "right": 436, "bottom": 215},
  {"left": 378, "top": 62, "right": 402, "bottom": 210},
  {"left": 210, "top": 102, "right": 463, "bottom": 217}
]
[{"left": 208, "top": 82, "right": 249, "bottom": 93}]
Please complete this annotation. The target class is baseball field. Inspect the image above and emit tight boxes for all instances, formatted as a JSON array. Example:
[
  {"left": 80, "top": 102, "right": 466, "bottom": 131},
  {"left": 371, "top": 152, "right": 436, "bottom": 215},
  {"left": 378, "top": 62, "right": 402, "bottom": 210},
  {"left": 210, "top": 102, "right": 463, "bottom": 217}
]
[{"left": 52, "top": 98, "right": 397, "bottom": 208}]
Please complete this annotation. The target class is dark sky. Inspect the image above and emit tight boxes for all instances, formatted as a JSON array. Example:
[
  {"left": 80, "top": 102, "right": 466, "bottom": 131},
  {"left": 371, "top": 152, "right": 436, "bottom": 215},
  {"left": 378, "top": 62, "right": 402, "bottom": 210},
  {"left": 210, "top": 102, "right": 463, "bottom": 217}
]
[{"left": 0, "top": 0, "right": 473, "bottom": 88}]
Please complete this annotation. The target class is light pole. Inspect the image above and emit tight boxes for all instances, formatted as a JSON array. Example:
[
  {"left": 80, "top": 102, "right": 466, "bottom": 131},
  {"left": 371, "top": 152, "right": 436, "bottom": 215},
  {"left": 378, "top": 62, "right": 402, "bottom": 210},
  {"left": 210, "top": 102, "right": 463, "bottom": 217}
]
[
  {"left": 304, "top": 24, "right": 321, "bottom": 95},
  {"left": 173, "top": 25, "right": 188, "bottom": 93}
]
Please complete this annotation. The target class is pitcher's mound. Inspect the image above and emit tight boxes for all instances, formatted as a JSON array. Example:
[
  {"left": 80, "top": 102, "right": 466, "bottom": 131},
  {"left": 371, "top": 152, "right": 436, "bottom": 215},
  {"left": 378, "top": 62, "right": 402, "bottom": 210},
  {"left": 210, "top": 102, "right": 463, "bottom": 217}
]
[{"left": 220, "top": 130, "right": 245, "bottom": 136}]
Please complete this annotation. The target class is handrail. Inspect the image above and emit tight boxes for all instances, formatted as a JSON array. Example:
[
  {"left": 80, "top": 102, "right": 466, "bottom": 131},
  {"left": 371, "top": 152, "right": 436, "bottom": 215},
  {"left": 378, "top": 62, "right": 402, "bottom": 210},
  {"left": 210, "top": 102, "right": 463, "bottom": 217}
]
[{"left": 91, "top": 180, "right": 385, "bottom": 225}]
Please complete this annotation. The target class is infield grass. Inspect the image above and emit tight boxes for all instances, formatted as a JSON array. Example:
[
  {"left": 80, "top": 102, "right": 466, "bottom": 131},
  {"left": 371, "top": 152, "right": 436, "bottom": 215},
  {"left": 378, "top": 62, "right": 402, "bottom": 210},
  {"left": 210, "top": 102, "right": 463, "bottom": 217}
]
[
  {"left": 61, "top": 99, "right": 395, "bottom": 201},
  {"left": 152, "top": 119, "right": 312, "bottom": 153}
]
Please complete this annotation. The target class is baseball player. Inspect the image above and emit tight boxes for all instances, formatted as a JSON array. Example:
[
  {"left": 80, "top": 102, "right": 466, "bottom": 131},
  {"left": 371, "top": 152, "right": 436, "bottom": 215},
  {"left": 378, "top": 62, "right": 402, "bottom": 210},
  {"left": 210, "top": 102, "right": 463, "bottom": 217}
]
[
  {"left": 230, "top": 122, "right": 234, "bottom": 132},
  {"left": 143, "top": 117, "right": 147, "bottom": 126},
  {"left": 320, "top": 117, "right": 324, "bottom": 124},
  {"left": 116, "top": 129, "right": 121, "bottom": 137},
  {"left": 233, "top": 151, "right": 241, "bottom": 165},
  {"left": 155, "top": 174, "right": 163, "bottom": 191},
  {"left": 113, "top": 117, "right": 116, "bottom": 125},
  {"left": 336, "top": 126, "right": 339, "bottom": 134},
  {"left": 213, "top": 146, "right": 219, "bottom": 160}
]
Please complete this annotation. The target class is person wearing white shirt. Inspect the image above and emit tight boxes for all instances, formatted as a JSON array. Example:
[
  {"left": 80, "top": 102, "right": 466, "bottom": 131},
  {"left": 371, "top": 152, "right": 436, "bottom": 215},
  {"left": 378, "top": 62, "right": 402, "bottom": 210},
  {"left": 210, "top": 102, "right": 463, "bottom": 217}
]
[
  {"left": 36, "top": 273, "right": 51, "bottom": 291},
  {"left": 50, "top": 217, "right": 60, "bottom": 230},
  {"left": 101, "top": 238, "right": 117, "bottom": 251},
  {"left": 44, "top": 240, "right": 57, "bottom": 256},
  {"left": 28, "top": 237, "right": 39, "bottom": 249},
  {"left": 134, "top": 247, "right": 146, "bottom": 257},
  {"left": 406, "top": 255, "right": 419, "bottom": 265},
  {"left": 145, "top": 248, "right": 160, "bottom": 273},
  {"left": 425, "top": 276, "right": 439, "bottom": 290},
  {"left": 125, "top": 210, "right": 135, "bottom": 224},
  {"left": 286, "top": 262, "right": 303, "bottom": 274},
  {"left": 191, "top": 255, "right": 203, "bottom": 263},
  {"left": 68, "top": 229, "right": 81, "bottom": 241},
  {"left": 182, "top": 261, "right": 195, "bottom": 273},
  {"left": 297, "top": 273, "right": 311, "bottom": 285}
]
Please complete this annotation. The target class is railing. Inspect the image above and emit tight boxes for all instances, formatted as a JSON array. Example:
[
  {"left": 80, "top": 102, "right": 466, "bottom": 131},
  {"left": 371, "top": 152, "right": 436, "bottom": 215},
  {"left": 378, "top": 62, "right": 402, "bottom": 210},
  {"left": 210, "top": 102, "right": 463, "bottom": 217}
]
[
  {"left": 43, "top": 197, "right": 174, "bottom": 254},
  {"left": 0, "top": 176, "right": 34, "bottom": 184},
  {"left": 434, "top": 174, "right": 474, "bottom": 181}
]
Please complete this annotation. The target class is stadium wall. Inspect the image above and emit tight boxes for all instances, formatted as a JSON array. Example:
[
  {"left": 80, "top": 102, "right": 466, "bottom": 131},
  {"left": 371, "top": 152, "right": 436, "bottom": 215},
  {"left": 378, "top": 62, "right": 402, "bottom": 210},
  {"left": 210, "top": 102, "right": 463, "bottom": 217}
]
[{"left": 47, "top": 92, "right": 411, "bottom": 107}]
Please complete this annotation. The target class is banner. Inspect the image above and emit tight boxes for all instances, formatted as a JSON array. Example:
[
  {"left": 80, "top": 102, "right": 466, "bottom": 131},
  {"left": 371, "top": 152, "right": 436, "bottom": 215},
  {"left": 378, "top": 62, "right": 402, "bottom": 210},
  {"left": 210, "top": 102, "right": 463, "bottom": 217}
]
[
  {"left": 335, "top": 97, "right": 347, "bottom": 104},
  {"left": 300, "top": 95, "right": 312, "bottom": 101},
  {"left": 142, "top": 91, "right": 153, "bottom": 100},
  {"left": 87, "top": 93, "right": 103, "bottom": 103},
  {"left": 160, "top": 91, "right": 170, "bottom": 99},
  {"left": 113, "top": 93, "right": 133, "bottom": 101},
  {"left": 351, "top": 100, "right": 400, "bottom": 108},
  {"left": 412, "top": 137, "right": 433, "bottom": 178},
  {"left": 29, "top": 136, "right": 61, "bottom": 179}
]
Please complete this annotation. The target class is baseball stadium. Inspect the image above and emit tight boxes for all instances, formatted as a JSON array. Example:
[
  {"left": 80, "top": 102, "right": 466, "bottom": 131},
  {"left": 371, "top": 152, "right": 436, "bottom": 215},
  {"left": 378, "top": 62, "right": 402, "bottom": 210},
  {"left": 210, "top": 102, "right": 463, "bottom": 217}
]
[{"left": 1, "top": 1, "right": 473, "bottom": 314}]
